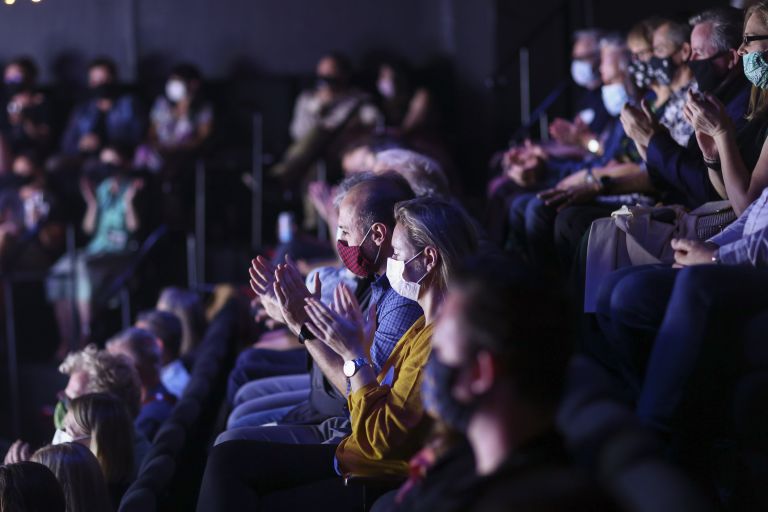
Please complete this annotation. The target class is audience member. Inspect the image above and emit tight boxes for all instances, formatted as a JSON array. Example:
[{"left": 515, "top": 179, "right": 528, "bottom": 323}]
[
  {"left": 136, "top": 309, "right": 189, "bottom": 398},
  {"left": 196, "top": 196, "right": 480, "bottom": 510},
  {"left": 31, "top": 442, "right": 113, "bottom": 512},
  {"left": 106, "top": 327, "right": 176, "bottom": 441},
  {"left": 0, "top": 461, "right": 66, "bottom": 512}
]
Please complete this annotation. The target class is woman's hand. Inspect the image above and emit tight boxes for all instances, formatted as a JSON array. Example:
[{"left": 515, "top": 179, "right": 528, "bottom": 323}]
[
  {"left": 3, "top": 440, "right": 31, "bottom": 464},
  {"left": 303, "top": 284, "right": 372, "bottom": 361},
  {"left": 684, "top": 90, "right": 730, "bottom": 139},
  {"left": 671, "top": 238, "right": 719, "bottom": 267}
]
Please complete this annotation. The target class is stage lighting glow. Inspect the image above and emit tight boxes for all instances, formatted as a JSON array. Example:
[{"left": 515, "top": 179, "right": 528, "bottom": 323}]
[{"left": 4, "top": 0, "right": 15, "bottom": 5}]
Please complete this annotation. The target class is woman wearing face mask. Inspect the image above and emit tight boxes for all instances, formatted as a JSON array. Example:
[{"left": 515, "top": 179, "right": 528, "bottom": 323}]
[
  {"left": 195, "top": 197, "right": 479, "bottom": 510},
  {"left": 375, "top": 61, "right": 435, "bottom": 138},
  {"left": 136, "top": 63, "right": 213, "bottom": 172},
  {"left": 684, "top": 1, "right": 768, "bottom": 215}
]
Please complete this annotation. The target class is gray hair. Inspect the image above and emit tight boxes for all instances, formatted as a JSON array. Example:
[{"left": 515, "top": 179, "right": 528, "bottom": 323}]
[
  {"left": 573, "top": 29, "right": 605, "bottom": 46},
  {"left": 689, "top": 7, "right": 744, "bottom": 52},
  {"left": 372, "top": 149, "right": 449, "bottom": 197},
  {"left": 600, "top": 34, "right": 631, "bottom": 71},
  {"left": 656, "top": 20, "right": 692, "bottom": 48}
]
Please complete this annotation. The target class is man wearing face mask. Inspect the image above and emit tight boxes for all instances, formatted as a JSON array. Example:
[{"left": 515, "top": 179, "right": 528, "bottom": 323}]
[
  {"left": 274, "top": 53, "right": 382, "bottom": 229},
  {"left": 218, "top": 172, "right": 422, "bottom": 444},
  {"left": 0, "top": 57, "right": 52, "bottom": 160},
  {"left": 372, "top": 256, "right": 616, "bottom": 512},
  {"left": 620, "top": 8, "right": 749, "bottom": 209},
  {"left": 59, "top": 57, "right": 146, "bottom": 160},
  {"left": 547, "top": 29, "right": 612, "bottom": 154}
]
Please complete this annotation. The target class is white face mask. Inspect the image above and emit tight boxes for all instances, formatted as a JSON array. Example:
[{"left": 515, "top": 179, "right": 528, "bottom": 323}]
[
  {"left": 52, "top": 429, "right": 73, "bottom": 445},
  {"left": 377, "top": 79, "right": 396, "bottom": 99},
  {"left": 571, "top": 60, "right": 599, "bottom": 88},
  {"left": 386, "top": 250, "right": 427, "bottom": 301},
  {"left": 52, "top": 428, "right": 89, "bottom": 446},
  {"left": 165, "top": 79, "right": 187, "bottom": 103},
  {"left": 601, "top": 82, "right": 629, "bottom": 116}
]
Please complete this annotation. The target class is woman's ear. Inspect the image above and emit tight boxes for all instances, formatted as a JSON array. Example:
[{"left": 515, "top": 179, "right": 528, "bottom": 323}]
[{"left": 423, "top": 245, "right": 440, "bottom": 273}]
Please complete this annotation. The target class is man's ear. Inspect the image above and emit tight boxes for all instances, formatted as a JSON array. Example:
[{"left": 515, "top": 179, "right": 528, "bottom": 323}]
[
  {"left": 680, "top": 42, "right": 692, "bottom": 62},
  {"left": 423, "top": 246, "right": 440, "bottom": 274},
  {"left": 727, "top": 48, "right": 741, "bottom": 70},
  {"left": 469, "top": 350, "right": 496, "bottom": 396},
  {"left": 371, "top": 222, "right": 388, "bottom": 247}
]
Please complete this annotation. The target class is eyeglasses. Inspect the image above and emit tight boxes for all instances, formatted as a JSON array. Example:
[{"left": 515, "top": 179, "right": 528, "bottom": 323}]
[{"left": 743, "top": 34, "right": 768, "bottom": 45}]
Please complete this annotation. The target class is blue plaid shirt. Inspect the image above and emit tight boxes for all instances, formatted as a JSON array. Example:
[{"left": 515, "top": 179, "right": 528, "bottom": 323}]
[{"left": 367, "top": 274, "right": 423, "bottom": 373}]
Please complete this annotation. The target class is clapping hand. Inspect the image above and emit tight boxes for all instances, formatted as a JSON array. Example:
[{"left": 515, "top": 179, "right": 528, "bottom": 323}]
[
  {"left": 273, "top": 259, "right": 321, "bottom": 335},
  {"left": 303, "top": 283, "right": 375, "bottom": 361},
  {"left": 249, "top": 256, "right": 285, "bottom": 324}
]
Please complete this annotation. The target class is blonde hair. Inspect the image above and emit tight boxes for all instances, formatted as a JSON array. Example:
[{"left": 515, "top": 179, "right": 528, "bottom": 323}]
[
  {"left": 157, "top": 287, "right": 206, "bottom": 356},
  {"left": 746, "top": 1, "right": 768, "bottom": 120},
  {"left": 393, "top": 196, "right": 480, "bottom": 292},
  {"left": 32, "top": 443, "right": 112, "bottom": 512},
  {"left": 69, "top": 393, "right": 135, "bottom": 486},
  {"left": 59, "top": 345, "right": 142, "bottom": 418}
]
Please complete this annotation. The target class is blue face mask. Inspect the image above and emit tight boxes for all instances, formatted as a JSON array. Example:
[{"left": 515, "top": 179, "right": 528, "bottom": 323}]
[
  {"left": 743, "top": 51, "right": 768, "bottom": 90},
  {"left": 601, "top": 83, "right": 629, "bottom": 116}
]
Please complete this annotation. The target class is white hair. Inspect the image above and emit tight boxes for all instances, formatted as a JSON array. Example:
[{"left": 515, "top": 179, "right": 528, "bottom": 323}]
[{"left": 372, "top": 149, "right": 449, "bottom": 197}]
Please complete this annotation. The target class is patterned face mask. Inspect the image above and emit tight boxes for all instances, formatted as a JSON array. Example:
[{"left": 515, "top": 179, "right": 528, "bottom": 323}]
[
  {"left": 628, "top": 59, "right": 654, "bottom": 89},
  {"left": 336, "top": 226, "right": 381, "bottom": 277},
  {"left": 743, "top": 51, "right": 768, "bottom": 90}
]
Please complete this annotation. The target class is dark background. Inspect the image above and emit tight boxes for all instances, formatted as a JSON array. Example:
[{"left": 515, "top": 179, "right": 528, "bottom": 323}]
[{"left": 0, "top": 0, "right": 727, "bottom": 190}]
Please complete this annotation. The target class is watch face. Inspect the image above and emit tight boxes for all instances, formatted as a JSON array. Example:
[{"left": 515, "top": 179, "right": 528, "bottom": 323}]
[{"left": 343, "top": 360, "right": 356, "bottom": 377}]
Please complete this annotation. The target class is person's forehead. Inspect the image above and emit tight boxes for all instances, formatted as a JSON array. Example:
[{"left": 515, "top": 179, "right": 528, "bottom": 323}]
[{"left": 691, "top": 23, "right": 714, "bottom": 46}]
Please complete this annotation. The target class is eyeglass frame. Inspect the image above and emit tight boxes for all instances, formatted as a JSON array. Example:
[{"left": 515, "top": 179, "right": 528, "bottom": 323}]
[{"left": 743, "top": 34, "right": 768, "bottom": 46}]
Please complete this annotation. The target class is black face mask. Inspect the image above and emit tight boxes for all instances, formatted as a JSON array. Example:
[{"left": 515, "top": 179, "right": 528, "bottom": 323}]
[
  {"left": 316, "top": 75, "right": 342, "bottom": 90},
  {"left": 421, "top": 354, "right": 477, "bottom": 433},
  {"left": 90, "top": 83, "right": 119, "bottom": 101},
  {"left": 4, "top": 82, "right": 26, "bottom": 97},
  {"left": 649, "top": 56, "right": 678, "bottom": 86},
  {"left": 628, "top": 60, "right": 654, "bottom": 89},
  {"left": 688, "top": 53, "right": 728, "bottom": 93}
]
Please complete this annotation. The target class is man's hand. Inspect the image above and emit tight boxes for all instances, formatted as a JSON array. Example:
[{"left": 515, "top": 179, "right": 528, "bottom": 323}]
[
  {"left": 3, "top": 440, "right": 31, "bottom": 464},
  {"left": 501, "top": 141, "right": 546, "bottom": 188},
  {"left": 78, "top": 133, "right": 101, "bottom": 152},
  {"left": 538, "top": 181, "right": 601, "bottom": 212},
  {"left": 249, "top": 256, "right": 284, "bottom": 324},
  {"left": 549, "top": 117, "right": 589, "bottom": 146},
  {"left": 303, "top": 284, "right": 368, "bottom": 361},
  {"left": 671, "top": 238, "right": 718, "bottom": 267},
  {"left": 620, "top": 100, "right": 660, "bottom": 149},
  {"left": 273, "top": 261, "right": 320, "bottom": 336},
  {"left": 683, "top": 90, "right": 731, "bottom": 139},
  {"left": 554, "top": 169, "right": 588, "bottom": 191}
]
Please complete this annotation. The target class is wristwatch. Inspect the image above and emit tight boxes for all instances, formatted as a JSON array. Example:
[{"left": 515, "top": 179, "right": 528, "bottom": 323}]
[
  {"left": 298, "top": 324, "right": 315, "bottom": 344},
  {"left": 343, "top": 357, "right": 371, "bottom": 378}
]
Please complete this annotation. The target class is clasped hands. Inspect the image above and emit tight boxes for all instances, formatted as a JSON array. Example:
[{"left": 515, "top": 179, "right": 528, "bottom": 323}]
[{"left": 249, "top": 256, "right": 375, "bottom": 361}]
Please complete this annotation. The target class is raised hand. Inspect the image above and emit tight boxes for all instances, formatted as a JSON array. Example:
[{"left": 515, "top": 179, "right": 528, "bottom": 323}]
[
  {"left": 304, "top": 286, "right": 366, "bottom": 361},
  {"left": 249, "top": 256, "right": 284, "bottom": 324},
  {"left": 684, "top": 90, "right": 730, "bottom": 139},
  {"left": 273, "top": 260, "right": 320, "bottom": 335},
  {"left": 3, "top": 439, "right": 31, "bottom": 464}
]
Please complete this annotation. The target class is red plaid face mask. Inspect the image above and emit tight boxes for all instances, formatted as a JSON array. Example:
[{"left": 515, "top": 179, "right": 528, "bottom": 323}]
[{"left": 336, "top": 226, "right": 380, "bottom": 277}]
